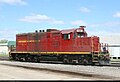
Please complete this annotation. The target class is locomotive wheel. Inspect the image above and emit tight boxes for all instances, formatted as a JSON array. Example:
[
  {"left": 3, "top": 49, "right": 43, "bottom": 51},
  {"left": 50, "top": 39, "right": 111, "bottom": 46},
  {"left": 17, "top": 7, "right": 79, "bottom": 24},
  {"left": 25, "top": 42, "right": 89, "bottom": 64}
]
[
  {"left": 78, "top": 59, "right": 82, "bottom": 64},
  {"left": 72, "top": 60, "right": 78, "bottom": 64},
  {"left": 63, "top": 55, "right": 69, "bottom": 64},
  {"left": 27, "top": 56, "right": 32, "bottom": 62},
  {"left": 9, "top": 54, "right": 13, "bottom": 60},
  {"left": 83, "top": 59, "right": 88, "bottom": 65},
  {"left": 33, "top": 56, "right": 39, "bottom": 63},
  {"left": 63, "top": 58, "right": 69, "bottom": 64},
  {"left": 15, "top": 55, "right": 19, "bottom": 61},
  {"left": 78, "top": 58, "right": 88, "bottom": 65},
  {"left": 21, "top": 58, "right": 26, "bottom": 62}
]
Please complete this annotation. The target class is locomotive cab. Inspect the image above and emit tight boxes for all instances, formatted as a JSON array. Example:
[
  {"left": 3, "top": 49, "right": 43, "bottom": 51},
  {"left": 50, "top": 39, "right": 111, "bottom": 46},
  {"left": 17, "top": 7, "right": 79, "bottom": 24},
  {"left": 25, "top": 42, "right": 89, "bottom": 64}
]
[{"left": 76, "top": 26, "right": 87, "bottom": 38}]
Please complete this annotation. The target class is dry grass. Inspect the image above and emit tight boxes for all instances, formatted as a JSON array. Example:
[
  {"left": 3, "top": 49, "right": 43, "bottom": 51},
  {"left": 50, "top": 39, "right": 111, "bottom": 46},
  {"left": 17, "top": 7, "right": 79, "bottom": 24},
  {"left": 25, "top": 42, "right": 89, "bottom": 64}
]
[{"left": 0, "top": 54, "right": 9, "bottom": 57}]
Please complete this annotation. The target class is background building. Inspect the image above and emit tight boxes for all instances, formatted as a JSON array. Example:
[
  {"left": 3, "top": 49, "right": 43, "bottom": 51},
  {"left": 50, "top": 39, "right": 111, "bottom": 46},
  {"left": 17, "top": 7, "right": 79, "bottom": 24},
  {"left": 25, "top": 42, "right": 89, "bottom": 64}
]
[
  {"left": 100, "top": 35, "right": 120, "bottom": 62},
  {"left": 0, "top": 40, "right": 16, "bottom": 55}
]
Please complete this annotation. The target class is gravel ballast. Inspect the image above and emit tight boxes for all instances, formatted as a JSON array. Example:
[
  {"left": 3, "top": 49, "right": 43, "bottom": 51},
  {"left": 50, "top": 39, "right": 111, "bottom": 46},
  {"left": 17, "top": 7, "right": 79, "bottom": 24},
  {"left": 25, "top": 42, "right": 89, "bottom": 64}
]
[{"left": 0, "top": 61, "right": 120, "bottom": 80}]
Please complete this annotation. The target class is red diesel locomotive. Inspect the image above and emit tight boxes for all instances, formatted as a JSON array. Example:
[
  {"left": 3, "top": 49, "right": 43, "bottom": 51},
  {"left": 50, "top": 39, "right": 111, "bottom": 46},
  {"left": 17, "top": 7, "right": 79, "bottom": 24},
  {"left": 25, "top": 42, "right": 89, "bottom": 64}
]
[{"left": 9, "top": 26, "right": 110, "bottom": 65}]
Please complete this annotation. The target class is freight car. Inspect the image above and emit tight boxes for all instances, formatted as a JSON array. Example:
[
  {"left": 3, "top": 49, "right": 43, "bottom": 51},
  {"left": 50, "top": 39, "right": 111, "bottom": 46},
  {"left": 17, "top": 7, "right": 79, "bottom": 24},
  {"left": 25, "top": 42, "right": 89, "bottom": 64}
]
[{"left": 9, "top": 26, "right": 110, "bottom": 65}]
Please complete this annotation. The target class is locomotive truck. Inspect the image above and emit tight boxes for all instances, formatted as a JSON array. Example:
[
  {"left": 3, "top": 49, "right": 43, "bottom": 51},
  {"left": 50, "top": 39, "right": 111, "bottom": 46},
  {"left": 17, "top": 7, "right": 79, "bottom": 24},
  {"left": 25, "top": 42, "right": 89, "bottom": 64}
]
[{"left": 9, "top": 26, "right": 110, "bottom": 65}]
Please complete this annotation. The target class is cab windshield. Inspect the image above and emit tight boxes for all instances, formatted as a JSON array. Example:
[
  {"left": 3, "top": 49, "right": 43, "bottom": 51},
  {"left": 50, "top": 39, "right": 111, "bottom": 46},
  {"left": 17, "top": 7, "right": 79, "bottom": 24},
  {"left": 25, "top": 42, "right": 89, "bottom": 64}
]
[{"left": 77, "top": 32, "right": 85, "bottom": 38}]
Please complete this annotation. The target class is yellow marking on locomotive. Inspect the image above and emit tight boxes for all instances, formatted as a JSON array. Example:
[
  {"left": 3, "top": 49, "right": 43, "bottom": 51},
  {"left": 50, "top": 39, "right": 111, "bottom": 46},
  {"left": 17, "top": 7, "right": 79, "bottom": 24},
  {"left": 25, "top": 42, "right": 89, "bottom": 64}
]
[
  {"left": 10, "top": 51, "right": 91, "bottom": 55},
  {"left": 18, "top": 40, "right": 40, "bottom": 43},
  {"left": 18, "top": 40, "right": 27, "bottom": 43},
  {"left": 53, "top": 52, "right": 91, "bottom": 54}
]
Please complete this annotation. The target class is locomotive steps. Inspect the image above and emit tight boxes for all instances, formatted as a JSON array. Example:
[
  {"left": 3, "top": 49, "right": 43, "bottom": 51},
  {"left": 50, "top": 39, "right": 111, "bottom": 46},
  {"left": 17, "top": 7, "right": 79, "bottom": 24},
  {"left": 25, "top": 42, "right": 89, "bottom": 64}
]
[{"left": 0, "top": 60, "right": 119, "bottom": 80}]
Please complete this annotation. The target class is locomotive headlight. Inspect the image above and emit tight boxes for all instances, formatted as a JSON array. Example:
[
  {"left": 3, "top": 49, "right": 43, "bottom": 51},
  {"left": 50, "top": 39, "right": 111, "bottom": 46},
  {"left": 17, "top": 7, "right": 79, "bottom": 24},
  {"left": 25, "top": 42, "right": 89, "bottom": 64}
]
[{"left": 80, "top": 30, "right": 83, "bottom": 32}]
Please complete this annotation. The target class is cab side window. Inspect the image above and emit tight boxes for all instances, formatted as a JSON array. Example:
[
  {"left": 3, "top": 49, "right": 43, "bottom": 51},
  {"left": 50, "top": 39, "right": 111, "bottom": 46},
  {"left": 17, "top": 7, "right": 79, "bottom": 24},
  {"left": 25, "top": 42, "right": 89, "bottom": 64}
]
[
  {"left": 63, "top": 34, "right": 70, "bottom": 40},
  {"left": 77, "top": 33, "right": 84, "bottom": 38}
]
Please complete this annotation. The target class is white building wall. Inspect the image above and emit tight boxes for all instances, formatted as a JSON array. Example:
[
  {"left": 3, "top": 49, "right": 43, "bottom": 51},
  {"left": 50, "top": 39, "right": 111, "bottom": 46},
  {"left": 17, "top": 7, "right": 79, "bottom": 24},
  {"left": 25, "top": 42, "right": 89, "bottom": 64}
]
[
  {"left": 109, "top": 47, "right": 120, "bottom": 57},
  {"left": 100, "top": 35, "right": 120, "bottom": 57},
  {"left": 0, "top": 46, "right": 8, "bottom": 54}
]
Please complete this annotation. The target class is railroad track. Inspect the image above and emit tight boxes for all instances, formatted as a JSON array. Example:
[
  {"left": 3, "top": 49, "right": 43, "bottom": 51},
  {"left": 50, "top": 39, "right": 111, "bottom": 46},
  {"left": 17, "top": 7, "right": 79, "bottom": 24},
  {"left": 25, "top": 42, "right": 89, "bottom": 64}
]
[
  {"left": 109, "top": 63, "right": 120, "bottom": 67},
  {"left": 0, "top": 56, "right": 120, "bottom": 67}
]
